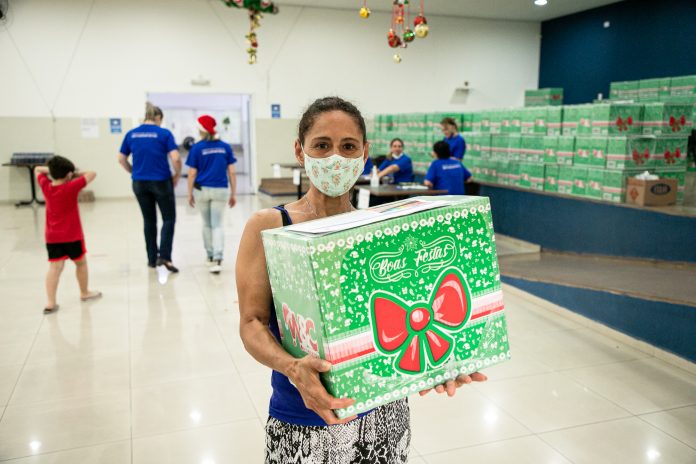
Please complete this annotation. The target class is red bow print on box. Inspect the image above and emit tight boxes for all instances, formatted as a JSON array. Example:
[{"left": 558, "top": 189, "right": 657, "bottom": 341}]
[
  {"left": 632, "top": 149, "right": 650, "bottom": 165},
  {"left": 616, "top": 116, "right": 634, "bottom": 132},
  {"left": 664, "top": 148, "right": 682, "bottom": 164},
  {"left": 370, "top": 267, "right": 471, "bottom": 375},
  {"left": 669, "top": 115, "right": 687, "bottom": 133}
]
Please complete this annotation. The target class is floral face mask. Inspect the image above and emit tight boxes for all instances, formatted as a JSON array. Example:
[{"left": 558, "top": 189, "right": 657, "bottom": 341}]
[{"left": 302, "top": 146, "right": 365, "bottom": 197}]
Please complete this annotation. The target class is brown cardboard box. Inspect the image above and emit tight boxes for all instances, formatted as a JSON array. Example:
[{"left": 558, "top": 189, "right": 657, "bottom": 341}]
[{"left": 625, "top": 178, "right": 677, "bottom": 206}]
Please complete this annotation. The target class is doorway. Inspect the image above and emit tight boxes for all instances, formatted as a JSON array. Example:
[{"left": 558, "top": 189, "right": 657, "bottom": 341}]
[{"left": 146, "top": 92, "right": 254, "bottom": 196}]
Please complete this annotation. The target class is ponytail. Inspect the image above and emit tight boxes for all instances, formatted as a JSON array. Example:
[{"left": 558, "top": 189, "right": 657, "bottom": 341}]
[{"left": 145, "top": 102, "right": 163, "bottom": 121}]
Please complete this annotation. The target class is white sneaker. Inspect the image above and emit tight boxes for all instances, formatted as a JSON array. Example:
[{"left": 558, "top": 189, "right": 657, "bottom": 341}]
[{"left": 209, "top": 260, "right": 222, "bottom": 274}]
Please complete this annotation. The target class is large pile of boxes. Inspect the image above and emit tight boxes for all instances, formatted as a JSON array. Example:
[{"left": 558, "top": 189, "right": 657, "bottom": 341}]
[{"left": 369, "top": 74, "right": 695, "bottom": 205}]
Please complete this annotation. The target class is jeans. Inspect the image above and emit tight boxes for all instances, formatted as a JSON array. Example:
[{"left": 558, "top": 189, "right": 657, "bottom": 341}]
[
  {"left": 132, "top": 180, "right": 176, "bottom": 264},
  {"left": 193, "top": 186, "right": 228, "bottom": 261}
]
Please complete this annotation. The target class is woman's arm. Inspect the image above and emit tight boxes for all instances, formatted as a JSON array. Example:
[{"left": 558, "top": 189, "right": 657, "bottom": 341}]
[
  {"left": 227, "top": 164, "right": 237, "bottom": 208},
  {"left": 169, "top": 150, "right": 182, "bottom": 186},
  {"left": 378, "top": 164, "right": 400, "bottom": 178},
  {"left": 236, "top": 211, "right": 355, "bottom": 425},
  {"left": 187, "top": 168, "right": 197, "bottom": 207}
]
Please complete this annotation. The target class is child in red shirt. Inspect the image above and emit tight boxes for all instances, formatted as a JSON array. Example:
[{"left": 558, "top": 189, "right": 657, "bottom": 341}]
[{"left": 37, "top": 156, "right": 101, "bottom": 313}]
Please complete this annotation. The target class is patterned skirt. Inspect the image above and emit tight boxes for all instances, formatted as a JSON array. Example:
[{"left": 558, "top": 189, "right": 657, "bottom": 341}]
[{"left": 265, "top": 399, "right": 411, "bottom": 464}]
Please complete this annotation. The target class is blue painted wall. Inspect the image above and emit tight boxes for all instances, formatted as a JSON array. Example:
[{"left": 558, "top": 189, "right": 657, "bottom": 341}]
[
  {"left": 502, "top": 277, "right": 696, "bottom": 363},
  {"left": 479, "top": 185, "right": 696, "bottom": 263},
  {"left": 539, "top": 0, "right": 696, "bottom": 104}
]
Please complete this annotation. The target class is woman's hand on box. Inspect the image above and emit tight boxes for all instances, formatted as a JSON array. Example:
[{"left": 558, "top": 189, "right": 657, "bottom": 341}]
[
  {"left": 288, "top": 355, "right": 358, "bottom": 425},
  {"left": 418, "top": 372, "right": 488, "bottom": 398}
]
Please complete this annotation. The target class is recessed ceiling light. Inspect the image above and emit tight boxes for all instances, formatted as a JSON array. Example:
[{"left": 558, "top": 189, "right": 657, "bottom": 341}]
[{"left": 534, "top": 0, "right": 548, "bottom": 5}]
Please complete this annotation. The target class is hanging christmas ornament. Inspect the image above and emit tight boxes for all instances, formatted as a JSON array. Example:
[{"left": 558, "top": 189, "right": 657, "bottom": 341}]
[
  {"left": 415, "top": 22, "right": 429, "bottom": 38},
  {"left": 403, "top": 28, "right": 415, "bottom": 42},
  {"left": 221, "top": 0, "right": 279, "bottom": 64},
  {"left": 359, "top": 0, "right": 370, "bottom": 18},
  {"left": 393, "top": 54, "right": 402, "bottom": 63},
  {"left": 413, "top": 0, "right": 428, "bottom": 39},
  {"left": 387, "top": 29, "right": 402, "bottom": 48}
]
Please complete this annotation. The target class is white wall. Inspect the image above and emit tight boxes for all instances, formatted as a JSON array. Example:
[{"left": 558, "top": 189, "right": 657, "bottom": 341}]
[{"left": 0, "top": 0, "right": 541, "bottom": 200}]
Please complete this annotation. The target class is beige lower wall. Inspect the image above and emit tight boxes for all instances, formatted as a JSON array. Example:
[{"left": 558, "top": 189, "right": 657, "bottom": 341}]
[{"left": 0, "top": 117, "right": 302, "bottom": 202}]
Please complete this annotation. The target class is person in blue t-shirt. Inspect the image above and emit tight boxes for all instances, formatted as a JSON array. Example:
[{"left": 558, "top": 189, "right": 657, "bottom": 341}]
[
  {"left": 361, "top": 156, "right": 374, "bottom": 176},
  {"left": 377, "top": 138, "right": 414, "bottom": 183},
  {"left": 424, "top": 141, "right": 473, "bottom": 195},
  {"left": 118, "top": 103, "right": 181, "bottom": 272},
  {"left": 186, "top": 115, "right": 237, "bottom": 274},
  {"left": 441, "top": 117, "right": 467, "bottom": 160}
]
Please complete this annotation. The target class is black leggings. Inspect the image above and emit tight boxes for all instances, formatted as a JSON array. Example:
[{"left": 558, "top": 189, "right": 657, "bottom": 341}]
[{"left": 132, "top": 180, "right": 176, "bottom": 264}]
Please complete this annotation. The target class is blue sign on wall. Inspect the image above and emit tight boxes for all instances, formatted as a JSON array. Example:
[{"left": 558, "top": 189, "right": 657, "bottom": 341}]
[
  {"left": 271, "top": 104, "right": 281, "bottom": 119},
  {"left": 110, "top": 118, "right": 122, "bottom": 134}
]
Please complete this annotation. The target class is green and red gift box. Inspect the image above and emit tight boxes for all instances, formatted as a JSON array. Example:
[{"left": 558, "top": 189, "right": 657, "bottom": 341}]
[
  {"left": 262, "top": 197, "right": 510, "bottom": 419},
  {"left": 642, "top": 103, "right": 693, "bottom": 135},
  {"left": 558, "top": 166, "right": 575, "bottom": 195},
  {"left": 653, "top": 136, "right": 689, "bottom": 169},
  {"left": 591, "top": 103, "right": 644, "bottom": 136},
  {"left": 605, "top": 136, "right": 656, "bottom": 170},
  {"left": 557, "top": 136, "right": 576, "bottom": 166},
  {"left": 544, "top": 164, "right": 559, "bottom": 193}
]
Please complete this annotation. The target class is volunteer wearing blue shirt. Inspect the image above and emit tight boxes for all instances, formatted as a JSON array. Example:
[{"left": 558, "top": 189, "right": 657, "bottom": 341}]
[
  {"left": 441, "top": 117, "right": 467, "bottom": 160},
  {"left": 361, "top": 156, "right": 374, "bottom": 176},
  {"left": 424, "top": 141, "right": 473, "bottom": 195},
  {"left": 377, "top": 138, "right": 414, "bottom": 183},
  {"left": 186, "top": 115, "right": 237, "bottom": 274},
  {"left": 118, "top": 103, "right": 181, "bottom": 272}
]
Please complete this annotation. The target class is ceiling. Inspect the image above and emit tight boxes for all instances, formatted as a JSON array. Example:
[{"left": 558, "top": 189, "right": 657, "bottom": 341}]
[{"left": 274, "top": 0, "right": 624, "bottom": 22}]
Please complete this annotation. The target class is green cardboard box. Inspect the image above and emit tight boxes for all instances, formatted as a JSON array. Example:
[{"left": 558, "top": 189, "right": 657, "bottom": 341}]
[
  {"left": 508, "top": 162, "right": 521, "bottom": 187},
  {"left": 642, "top": 102, "right": 694, "bottom": 135},
  {"left": 587, "top": 168, "right": 605, "bottom": 200},
  {"left": 574, "top": 137, "right": 593, "bottom": 166},
  {"left": 571, "top": 166, "right": 589, "bottom": 197},
  {"left": 490, "top": 134, "right": 508, "bottom": 161},
  {"left": 496, "top": 161, "right": 508, "bottom": 185},
  {"left": 655, "top": 167, "right": 687, "bottom": 204},
  {"left": 669, "top": 75, "right": 696, "bottom": 98},
  {"left": 602, "top": 169, "right": 638, "bottom": 203},
  {"left": 546, "top": 106, "right": 563, "bottom": 136},
  {"left": 521, "top": 135, "right": 545, "bottom": 163},
  {"left": 509, "top": 109, "right": 522, "bottom": 134},
  {"left": 557, "top": 136, "right": 576, "bottom": 166},
  {"left": 480, "top": 111, "right": 492, "bottom": 133},
  {"left": 262, "top": 197, "right": 511, "bottom": 419},
  {"left": 543, "top": 136, "right": 559, "bottom": 164},
  {"left": 590, "top": 137, "right": 608, "bottom": 168},
  {"left": 558, "top": 166, "right": 574, "bottom": 195},
  {"left": 467, "top": 133, "right": 481, "bottom": 158},
  {"left": 639, "top": 78, "right": 671, "bottom": 102},
  {"left": 525, "top": 88, "right": 564, "bottom": 107},
  {"left": 610, "top": 81, "right": 640, "bottom": 101},
  {"left": 479, "top": 133, "right": 492, "bottom": 158},
  {"left": 606, "top": 136, "right": 656, "bottom": 169},
  {"left": 489, "top": 109, "right": 503, "bottom": 135},
  {"left": 653, "top": 136, "right": 689, "bottom": 168},
  {"left": 525, "top": 163, "right": 546, "bottom": 191},
  {"left": 577, "top": 104, "right": 594, "bottom": 135},
  {"left": 533, "top": 107, "right": 549, "bottom": 134},
  {"left": 544, "top": 164, "right": 559, "bottom": 193},
  {"left": 520, "top": 108, "right": 534, "bottom": 135},
  {"left": 562, "top": 105, "right": 580, "bottom": 136},
  {"left": 591, "top": 103, "right": 644, "bottom": 136},
  {"left": 507, "top": 134, "right": 522, "bottom": 161}
]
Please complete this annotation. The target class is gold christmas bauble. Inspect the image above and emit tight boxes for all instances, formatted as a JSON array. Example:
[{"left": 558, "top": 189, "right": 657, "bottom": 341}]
[
  {"left": 415, "top": 23, "right": 429, "bottom": 38},
  {"left": 393, "top": 54, "right": 402, "bottom": 63},
  {"left": 359, "top": 7, "right": 371, "bottom": 18}
]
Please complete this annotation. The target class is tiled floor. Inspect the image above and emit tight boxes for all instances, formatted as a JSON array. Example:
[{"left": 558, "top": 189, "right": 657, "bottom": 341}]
[{"left": 1, "top": 196, "right": 695, "bottom": 463}]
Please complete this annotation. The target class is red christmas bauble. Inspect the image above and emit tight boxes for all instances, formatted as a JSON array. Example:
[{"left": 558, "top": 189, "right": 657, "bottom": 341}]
[{"left": 414, "top": 15, "right": 427, "bottom": 26}]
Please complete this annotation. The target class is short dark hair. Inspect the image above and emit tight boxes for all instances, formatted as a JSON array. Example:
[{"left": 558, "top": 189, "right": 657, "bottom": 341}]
[
  {"left": 441, "top": 117, "right": 458, "bottom": 131},
  {"left": 433, "top": 141, "right": 451, "bottom": 159},
  {"left": 390, "top": 138, "right": 404, "bottom": 147},
  {"left": 47, "top": 155, "right": 75, "bottom": 179},
  {"left": 298, "top": 96, "right": 366, "bottom": 145}
]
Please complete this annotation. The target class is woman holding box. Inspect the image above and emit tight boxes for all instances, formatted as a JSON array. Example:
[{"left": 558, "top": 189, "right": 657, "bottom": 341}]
[{"left": 236, "top": 96, "right": 486, "bottom": 463}]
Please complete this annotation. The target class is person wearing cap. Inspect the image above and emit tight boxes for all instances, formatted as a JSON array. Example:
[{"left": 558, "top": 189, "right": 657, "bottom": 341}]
[{"left": 186, "top": 115, "right": 237, "bottom": 274}]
